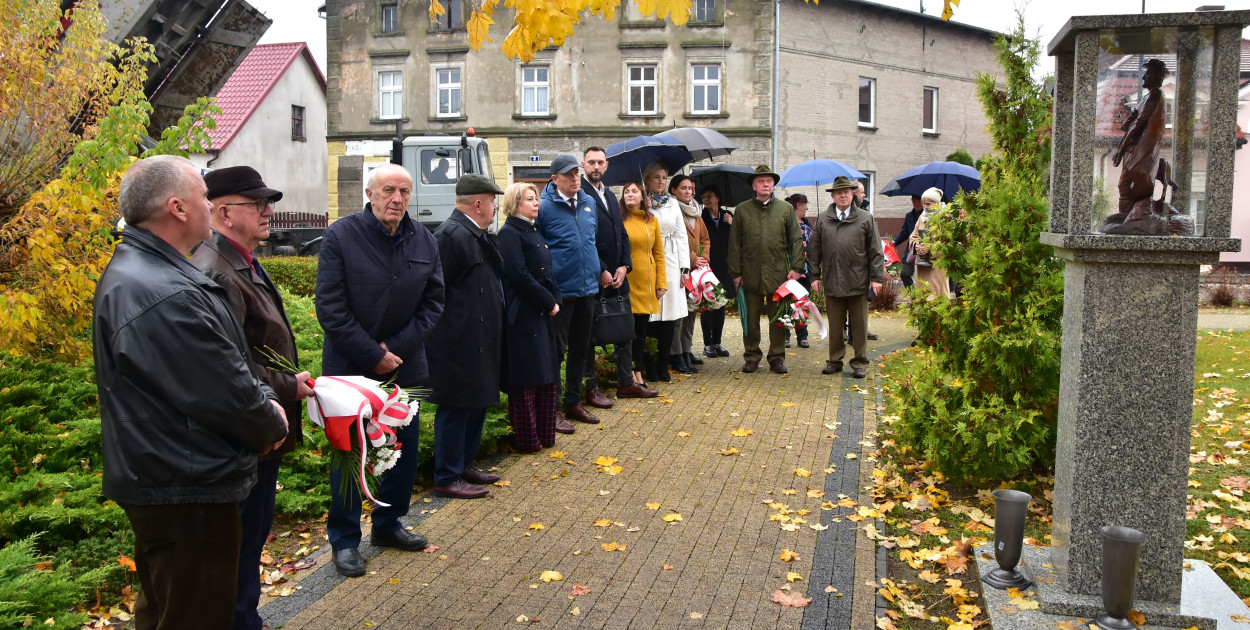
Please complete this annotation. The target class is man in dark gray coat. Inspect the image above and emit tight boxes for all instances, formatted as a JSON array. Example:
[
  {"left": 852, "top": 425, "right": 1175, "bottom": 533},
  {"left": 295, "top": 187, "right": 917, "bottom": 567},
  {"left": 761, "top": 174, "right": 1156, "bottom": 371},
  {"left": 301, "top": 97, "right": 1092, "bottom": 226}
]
[{"left": 426, "top": 174, "right": 506, "bottom": 499}]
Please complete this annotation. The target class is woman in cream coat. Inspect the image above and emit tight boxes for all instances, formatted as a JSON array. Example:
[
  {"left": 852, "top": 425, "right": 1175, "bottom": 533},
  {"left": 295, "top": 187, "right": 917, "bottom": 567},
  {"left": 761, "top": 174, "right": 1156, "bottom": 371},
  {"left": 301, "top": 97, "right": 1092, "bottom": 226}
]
[
  {"left": 909, "top": 187, "right": 953, "bottom": 299},
  {"left": 642, "top": 162, "right": 689, "bottom": 382}
]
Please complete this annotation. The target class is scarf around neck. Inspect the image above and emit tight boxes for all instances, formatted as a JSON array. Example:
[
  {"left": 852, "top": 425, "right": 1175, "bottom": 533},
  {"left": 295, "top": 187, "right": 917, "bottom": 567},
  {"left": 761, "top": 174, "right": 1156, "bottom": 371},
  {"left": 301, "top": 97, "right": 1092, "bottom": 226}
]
[{"left": 649, "top": 192, "right": 670, "bottom": 209}]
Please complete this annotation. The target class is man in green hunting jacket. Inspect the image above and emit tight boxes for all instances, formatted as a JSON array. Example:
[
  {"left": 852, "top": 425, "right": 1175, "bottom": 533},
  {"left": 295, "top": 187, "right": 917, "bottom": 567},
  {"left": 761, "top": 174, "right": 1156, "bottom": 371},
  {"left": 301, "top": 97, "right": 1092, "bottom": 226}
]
[{"left": 727, "top": 165, "right": 805, "bottom": 374}]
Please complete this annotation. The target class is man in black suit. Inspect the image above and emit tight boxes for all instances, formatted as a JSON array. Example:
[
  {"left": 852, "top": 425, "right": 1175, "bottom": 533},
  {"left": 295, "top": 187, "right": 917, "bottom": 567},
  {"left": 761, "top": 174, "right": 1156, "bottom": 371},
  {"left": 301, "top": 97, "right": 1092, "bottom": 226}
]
[{"left": 581, "top": 147, "right": 657, "bottom": 401}]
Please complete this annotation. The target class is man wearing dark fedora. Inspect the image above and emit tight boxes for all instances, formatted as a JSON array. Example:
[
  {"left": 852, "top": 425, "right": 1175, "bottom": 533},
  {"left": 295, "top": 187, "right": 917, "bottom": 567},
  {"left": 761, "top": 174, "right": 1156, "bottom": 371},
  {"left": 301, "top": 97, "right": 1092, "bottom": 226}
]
[
  {"left": 808, "top": 175, "right": 884, "bottom": 379},
  {"left": 426, "top": 174, "right": 507, "bottom": 500},
  {"left": 192, "top": 165, "right": 313, "bottom": 630},
  {"left": 727, "top": 165, "right": 805, "bottom": 374}
]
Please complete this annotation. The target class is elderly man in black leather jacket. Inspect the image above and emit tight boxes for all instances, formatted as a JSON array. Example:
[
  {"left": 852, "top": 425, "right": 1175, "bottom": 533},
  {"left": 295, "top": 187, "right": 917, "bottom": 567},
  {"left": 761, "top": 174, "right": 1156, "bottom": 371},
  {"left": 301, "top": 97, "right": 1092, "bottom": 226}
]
[{"left": 93, "top": 155, "right": 289, "bottom": 630}]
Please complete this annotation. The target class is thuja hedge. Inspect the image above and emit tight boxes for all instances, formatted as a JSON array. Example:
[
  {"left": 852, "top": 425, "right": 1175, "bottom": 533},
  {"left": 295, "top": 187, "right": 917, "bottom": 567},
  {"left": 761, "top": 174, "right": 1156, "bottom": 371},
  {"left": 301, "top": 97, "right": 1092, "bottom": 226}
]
[{"left": 0, "top": 284, "right": 514, "bottom": 623}]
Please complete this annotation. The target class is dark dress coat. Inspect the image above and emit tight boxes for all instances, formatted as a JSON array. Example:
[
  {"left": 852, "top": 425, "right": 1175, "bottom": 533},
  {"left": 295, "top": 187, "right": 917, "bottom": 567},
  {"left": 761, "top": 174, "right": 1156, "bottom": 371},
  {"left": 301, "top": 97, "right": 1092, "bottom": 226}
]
[
  {"left": 582, "top": 176, "right": 632, "bottom": 292},
  {"left": 315, "top": 205, "right": 445, "bottom": 387},
  {"left": 496, "top": 215, "right": 562, "bottom": 389},
  {"left": 191, "top": 231, "right": 302, "bottom": 458},
  {"left": 701, "top": 206, "right": 733, "bottom": 286},
  {"left": 425, "top": 210, "right": 505, "bottom": 408}
]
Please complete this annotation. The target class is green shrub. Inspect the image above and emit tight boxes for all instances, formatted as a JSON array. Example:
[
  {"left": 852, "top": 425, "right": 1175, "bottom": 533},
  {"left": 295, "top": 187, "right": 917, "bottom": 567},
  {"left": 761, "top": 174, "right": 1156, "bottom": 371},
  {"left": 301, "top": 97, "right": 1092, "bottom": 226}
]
[
  {"left": 890, "top": 17, "right": 1063, "bottom": 482},
  {"left": 262, "top": 256, "right": 318, "bottom": 297},
  {"left": 0, "top": 535, "right": 110, "bottom": 630}
]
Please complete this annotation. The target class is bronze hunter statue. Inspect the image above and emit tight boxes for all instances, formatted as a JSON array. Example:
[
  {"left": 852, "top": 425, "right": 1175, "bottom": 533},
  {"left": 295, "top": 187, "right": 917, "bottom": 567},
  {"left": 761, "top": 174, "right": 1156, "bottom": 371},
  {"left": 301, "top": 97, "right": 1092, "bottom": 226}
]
[{"left": 1100, "top": 58, "right": 1194, "bottom": 236}]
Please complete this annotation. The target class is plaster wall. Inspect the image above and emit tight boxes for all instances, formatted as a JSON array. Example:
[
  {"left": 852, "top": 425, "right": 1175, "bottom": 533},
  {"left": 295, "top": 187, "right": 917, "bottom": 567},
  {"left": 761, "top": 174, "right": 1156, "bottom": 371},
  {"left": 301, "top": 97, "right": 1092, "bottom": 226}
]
[
  {"left": 776, "top": 0, "right": 998, "bottom": 222},
  {"left": 192, "top": 54, "right": 329, "bottom": 214}
]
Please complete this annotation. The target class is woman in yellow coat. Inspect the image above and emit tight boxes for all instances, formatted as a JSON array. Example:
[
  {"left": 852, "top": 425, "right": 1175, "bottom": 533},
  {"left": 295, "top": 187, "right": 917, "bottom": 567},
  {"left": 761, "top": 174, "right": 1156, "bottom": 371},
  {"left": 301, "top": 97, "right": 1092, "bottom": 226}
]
[{"left": 621, "top": 180, "right": 667, "bottom": 389}]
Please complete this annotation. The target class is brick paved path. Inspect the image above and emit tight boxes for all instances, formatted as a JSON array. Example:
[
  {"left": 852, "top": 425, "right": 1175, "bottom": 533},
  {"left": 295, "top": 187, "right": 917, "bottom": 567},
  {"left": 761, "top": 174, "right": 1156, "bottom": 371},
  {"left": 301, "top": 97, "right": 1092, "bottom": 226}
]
[{"left": 264, "top": 315, "right": 912, "bottom": 629}]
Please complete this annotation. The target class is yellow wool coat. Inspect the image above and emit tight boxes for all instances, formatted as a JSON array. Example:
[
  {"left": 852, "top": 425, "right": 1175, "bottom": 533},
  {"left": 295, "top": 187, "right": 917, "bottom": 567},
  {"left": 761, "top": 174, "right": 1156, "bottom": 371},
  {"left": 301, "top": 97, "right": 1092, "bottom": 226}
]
[{"left": 623, "top": 208, "right": 666, "bottom": 315}]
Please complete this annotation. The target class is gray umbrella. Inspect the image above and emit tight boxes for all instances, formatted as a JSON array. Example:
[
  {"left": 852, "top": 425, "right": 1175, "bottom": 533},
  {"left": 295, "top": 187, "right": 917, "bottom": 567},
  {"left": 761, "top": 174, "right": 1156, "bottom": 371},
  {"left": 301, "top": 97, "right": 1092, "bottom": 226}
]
[{"left": 656, "top": 127, "right": 738, "bottom": 161}]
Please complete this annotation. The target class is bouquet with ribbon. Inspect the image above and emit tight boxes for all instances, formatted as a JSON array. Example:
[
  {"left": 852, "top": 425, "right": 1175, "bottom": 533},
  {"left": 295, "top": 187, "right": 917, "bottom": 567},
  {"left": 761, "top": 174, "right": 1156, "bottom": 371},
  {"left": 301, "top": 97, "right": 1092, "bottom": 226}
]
[
  {"left": 770, "top": 279, "right": 828, "bottom": 340},
  {"left": 685, "top": 266, "right": 729, "bottom": 313},
  {"left": 306, "top": 375, "right": 424, "bottom": 507}
]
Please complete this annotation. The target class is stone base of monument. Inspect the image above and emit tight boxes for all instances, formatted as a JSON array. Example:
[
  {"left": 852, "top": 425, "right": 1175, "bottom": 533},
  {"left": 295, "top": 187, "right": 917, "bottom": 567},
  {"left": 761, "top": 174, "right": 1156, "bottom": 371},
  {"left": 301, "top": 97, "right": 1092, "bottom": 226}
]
[{"left": 975, "top": 543, "right": 1250, "bottom": 630}]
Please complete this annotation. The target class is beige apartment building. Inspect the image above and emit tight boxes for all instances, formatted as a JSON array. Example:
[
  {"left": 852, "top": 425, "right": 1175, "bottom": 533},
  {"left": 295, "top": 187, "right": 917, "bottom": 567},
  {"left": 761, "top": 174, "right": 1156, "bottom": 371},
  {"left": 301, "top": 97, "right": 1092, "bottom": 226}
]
[{"left": 323, "top": 0, "right": 999, "bottom": 232}]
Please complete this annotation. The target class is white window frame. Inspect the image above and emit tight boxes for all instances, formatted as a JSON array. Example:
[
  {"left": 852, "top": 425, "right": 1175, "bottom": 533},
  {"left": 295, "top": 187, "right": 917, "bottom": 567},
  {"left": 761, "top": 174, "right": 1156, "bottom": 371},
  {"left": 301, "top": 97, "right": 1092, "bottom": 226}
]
[
  {"left": 380, "top": 3, "right": 398, "bottom": 33},
  {"left": 434, "top": 66, "right": 463, "bottom": 117},
  {"left": 627, "top": 64, "right": 658, "bottom": 115},
  {"left": 520, "top": 65, "right": 550, "bottom": 116},
  {"left": 693, "top": 0, "right": 716, "bottom": 22},
  {"left": 690, "top": 64, "right": 721, "bottom": 115},
  {"left": 378, "top": 70, "right": 403, "bottom": 120},
  {"left": 858, "top": 77, "right": 875, "bottom": 128},
  {"left": 922, "top": 86, "right": 938, "bottom": 133}
]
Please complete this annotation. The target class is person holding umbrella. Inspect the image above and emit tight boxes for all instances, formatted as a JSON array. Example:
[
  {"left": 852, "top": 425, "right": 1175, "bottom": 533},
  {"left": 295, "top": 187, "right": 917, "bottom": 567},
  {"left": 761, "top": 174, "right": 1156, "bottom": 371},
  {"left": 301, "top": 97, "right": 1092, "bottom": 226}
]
[
  {"left": 643, "top": 162, "right": 689, "bottom": 382},
  {"left": 728, "top": 165, "right": 804, "bottom": 375},
  {"left": 699, "top": 185, "right": 732, "bottom": 358},
  {"left": 669, "top": 174, "right": 710, "bottom": 374}
]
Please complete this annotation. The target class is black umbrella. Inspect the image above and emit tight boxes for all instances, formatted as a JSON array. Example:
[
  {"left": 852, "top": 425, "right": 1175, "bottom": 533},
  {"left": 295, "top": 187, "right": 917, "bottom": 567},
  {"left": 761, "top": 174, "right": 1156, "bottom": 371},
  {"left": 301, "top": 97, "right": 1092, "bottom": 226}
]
[
  {"left": 656, "top": 127, "right": 739, "bottom": 161},
  {"left": 880, "top": 161, "right": 981, "bottom": 199},
  {"left": 690, "top": 164, "right": 755, "bottom": 208}
]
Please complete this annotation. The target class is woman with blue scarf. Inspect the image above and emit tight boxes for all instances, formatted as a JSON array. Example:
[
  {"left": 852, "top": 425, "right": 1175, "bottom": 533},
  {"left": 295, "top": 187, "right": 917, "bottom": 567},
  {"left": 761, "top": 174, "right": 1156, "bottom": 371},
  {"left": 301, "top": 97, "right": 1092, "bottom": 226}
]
[{"left": 641, "top": 162, "right": 689, "bottom": 382}]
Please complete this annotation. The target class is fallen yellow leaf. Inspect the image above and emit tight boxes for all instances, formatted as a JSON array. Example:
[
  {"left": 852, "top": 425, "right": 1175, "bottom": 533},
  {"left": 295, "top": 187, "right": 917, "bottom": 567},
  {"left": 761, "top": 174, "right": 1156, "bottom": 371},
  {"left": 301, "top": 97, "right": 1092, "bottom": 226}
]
[
  {"left": 662, "top": 513, "right": 683, "bottom": 522},
  {"left": 677, "top": 431, "right": 691, "bottom": 437},
  {"left": 1126, "top": 610, "right": 1145, "bottom": 626},
  {"left": 570, "top": 607, "right": 580, "bottom": 617},
  {"left": 785, "top": 571, "right": 803, "bottom": 582},
  {"left": 540, "top": 570, "right": 563, "bottom": 583},
  {"left": 781, "top": 402, "right": 795, "bottom": 407},
  {"left": 645, "top": 502, "right": 661, "bottom": 510},
  {"left": 795, "top": 467, "right": 812, "bottom": 478},
  {"left": 806, "top": 487, "right": 825, "bottom": 498},
  {"left": 779, "top": 549, "right": 799, "bottom": 562},
  {"left": 528, "top": 523, "right": 544, "bottom": 530},
  {"left": 730, "top": 427, "right": 754, "bottom": 437},
  {"left": 592, "top": 518, "right": 613, "bottom": 527},
  {"left": 593, "top": 456, "right": 618, "bottom": 467},
  {"left": 548, "top": 451, "right": 566, "bottom": 458},
  {"left": 720, "top": 447, "right": 740, "bottom": 456},
  {"left": 600, "top": 542, "right": 627, "bottom": 552}
]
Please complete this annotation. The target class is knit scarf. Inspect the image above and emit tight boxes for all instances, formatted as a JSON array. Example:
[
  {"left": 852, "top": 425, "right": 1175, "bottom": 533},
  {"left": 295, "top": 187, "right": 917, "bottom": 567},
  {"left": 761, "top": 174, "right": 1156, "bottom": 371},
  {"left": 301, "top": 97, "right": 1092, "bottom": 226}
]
[{"left": 677, "top": 199, "right": 701, "bottom": 230}]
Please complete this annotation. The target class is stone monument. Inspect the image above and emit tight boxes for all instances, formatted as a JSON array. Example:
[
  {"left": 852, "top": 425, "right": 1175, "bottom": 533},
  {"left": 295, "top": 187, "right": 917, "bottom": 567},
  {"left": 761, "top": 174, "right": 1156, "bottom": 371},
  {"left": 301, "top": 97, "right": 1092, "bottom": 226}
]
[{"left": 1035, "top": 9, "right": 1248, "bottom": 625}]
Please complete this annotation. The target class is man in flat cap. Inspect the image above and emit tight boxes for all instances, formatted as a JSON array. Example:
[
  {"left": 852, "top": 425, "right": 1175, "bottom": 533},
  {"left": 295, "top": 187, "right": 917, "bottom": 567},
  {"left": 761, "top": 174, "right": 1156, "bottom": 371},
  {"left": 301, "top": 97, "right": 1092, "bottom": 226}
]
[
  {"left": 315, "top": 163, "right": 444, "bottom": 576},
  {"left": 426, "top": 174, "right": 507, "bottom": 499},
  {"left": 728, "top": 165, "right": 805, "bottom": 374},
  {"left": 536, "top": 154, "right": 601, "bottom": 430},
  {"left": 191, "top": 166, "right": 313, "bottom": 629}
]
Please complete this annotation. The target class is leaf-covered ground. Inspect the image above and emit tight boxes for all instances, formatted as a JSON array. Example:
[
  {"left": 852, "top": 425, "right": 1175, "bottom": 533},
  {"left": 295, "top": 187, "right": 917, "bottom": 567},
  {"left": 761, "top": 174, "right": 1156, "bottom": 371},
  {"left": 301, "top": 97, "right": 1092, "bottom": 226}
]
[{"left": 870, "top": 329, "right": 1250, "bottom": 628}]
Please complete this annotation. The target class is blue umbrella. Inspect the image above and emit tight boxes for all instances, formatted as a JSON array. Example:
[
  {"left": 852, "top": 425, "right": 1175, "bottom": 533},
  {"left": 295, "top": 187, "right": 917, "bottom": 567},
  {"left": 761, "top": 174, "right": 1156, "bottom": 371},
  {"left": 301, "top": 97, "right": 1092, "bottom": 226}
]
[
  {"left": 602, "top": 135, "right": 693, "bottom": 186},
  {"left": 879, "top": 161, "right": 981, "bottom": 199},
  {"left": 777, "top": 159, "right": 865, "bottom": 188}
]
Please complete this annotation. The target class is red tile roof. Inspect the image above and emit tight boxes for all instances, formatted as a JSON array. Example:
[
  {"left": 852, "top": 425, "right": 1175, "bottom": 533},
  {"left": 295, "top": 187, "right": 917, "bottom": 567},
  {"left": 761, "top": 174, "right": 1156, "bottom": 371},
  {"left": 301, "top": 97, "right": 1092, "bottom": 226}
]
[{"left": 207, "top": 42, "right": 326, "bottom": 151}]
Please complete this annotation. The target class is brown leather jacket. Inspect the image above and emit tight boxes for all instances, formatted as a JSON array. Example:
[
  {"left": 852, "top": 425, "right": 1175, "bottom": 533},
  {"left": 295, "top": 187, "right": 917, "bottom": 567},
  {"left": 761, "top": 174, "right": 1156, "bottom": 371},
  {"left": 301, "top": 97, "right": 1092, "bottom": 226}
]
[{"left": 192, "top": 231, "right": 303, "bottom": 458}]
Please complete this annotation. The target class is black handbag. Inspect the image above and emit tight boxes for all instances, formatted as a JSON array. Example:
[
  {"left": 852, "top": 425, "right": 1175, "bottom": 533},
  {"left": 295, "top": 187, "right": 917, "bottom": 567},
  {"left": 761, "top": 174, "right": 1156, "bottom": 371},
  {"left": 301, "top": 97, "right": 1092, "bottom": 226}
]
[{"left": 591, "top": 290, "right": 635, "bottom": 345}]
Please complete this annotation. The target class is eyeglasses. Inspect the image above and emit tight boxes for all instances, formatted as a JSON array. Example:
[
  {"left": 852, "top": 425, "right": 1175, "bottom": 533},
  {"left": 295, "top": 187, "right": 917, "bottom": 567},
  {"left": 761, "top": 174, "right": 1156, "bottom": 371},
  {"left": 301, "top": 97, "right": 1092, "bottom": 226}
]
[{"left": 219, "top": 199, "right": 275, "bottom": 213}]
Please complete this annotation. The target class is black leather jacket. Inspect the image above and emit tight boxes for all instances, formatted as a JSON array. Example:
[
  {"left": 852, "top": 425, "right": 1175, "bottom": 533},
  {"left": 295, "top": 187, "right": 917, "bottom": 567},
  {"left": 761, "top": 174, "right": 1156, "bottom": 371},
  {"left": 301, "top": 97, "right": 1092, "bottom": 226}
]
[{"left": 92, "top": 227, "right": 288, "bottom": 505}]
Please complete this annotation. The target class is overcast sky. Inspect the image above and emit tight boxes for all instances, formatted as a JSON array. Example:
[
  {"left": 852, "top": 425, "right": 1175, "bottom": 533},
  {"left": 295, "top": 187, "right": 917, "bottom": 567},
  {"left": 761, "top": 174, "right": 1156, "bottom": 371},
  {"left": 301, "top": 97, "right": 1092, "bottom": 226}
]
[{"left": 249, "top": 0, "right": 1249, "bottom": 76}]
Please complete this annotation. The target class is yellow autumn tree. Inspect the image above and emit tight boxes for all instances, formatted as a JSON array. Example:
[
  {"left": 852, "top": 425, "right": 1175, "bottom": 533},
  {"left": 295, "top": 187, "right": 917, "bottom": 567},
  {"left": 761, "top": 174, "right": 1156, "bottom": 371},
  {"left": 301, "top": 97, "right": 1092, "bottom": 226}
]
[
  {"left": 434, "top": 0, "right": 960, "bottom": 61},
  {"left": 0, "top": 0, "right": 219, "bottom": 360}
]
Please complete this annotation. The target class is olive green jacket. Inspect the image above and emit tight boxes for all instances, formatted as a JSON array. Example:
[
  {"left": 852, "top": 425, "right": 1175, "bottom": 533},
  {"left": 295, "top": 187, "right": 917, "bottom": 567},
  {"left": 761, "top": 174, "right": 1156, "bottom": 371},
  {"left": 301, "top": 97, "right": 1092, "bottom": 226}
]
[
  {"left": 807, "top": 203, "right": 884, "bottom": 297},
  {"left": 727, "top": 196, "right": 805, "bottom": 296}
]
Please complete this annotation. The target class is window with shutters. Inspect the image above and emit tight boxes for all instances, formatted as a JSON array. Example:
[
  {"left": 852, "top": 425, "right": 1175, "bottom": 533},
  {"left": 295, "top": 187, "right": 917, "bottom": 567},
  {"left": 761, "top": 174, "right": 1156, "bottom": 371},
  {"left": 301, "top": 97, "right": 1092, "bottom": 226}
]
[
  {"left": 922, "top": 86, "right": 938, "bottom": 133},
  {"left": 858, "top": 77, "right": 875, "bottom": 128}
]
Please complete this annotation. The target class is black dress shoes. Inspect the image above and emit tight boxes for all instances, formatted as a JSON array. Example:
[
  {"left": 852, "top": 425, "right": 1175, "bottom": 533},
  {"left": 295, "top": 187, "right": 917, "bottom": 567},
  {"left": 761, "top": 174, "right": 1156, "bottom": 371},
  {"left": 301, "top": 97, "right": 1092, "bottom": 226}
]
[
  {"left": 371, "top": 527, "right": 429, "bottom": 551},
  {"left": 433, "top": 479, "right": 489, "bottom": 499},
  {"left": 703, "top": 346, "right": 718, "bottom": 358},
  {"left": 797, "top": 340, "right": 810, "bottom": 348},
  {"left": 867, "top": 332, "right": 880, "bottom": 340},
  {"left": 716, "top": 345, "right": 730, "bottom": 357},
  {"left": 333, "top": 547, "right": 366, "bottom": 577},
  {"left": 461, "top": 467, "right": 501, "bottom": 484},
  {"left": 688, "top": 351, "right": 704, "bottom": 366}
]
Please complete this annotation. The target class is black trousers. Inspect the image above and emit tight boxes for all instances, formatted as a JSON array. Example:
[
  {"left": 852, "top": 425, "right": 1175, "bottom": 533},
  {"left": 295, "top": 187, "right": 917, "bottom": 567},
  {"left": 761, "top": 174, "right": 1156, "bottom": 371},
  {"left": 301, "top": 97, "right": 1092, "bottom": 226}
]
[
  {"left": 553, "top": 294, "right": 595, "bottom": 407},
  {"left": 235, "top": 459, "right": 280, "bottom": 630},
  {"left": 122, "top": 501, "right": 243, "bottom": 630},
  {"left": 647, "top": 319, "right": 676, "bottom": 365},
  {"left": 630, "top": 314, "right": 651, "bottom": 373},
  {"left": 700, "top": 306, "right": 726, "bottom": 346}
]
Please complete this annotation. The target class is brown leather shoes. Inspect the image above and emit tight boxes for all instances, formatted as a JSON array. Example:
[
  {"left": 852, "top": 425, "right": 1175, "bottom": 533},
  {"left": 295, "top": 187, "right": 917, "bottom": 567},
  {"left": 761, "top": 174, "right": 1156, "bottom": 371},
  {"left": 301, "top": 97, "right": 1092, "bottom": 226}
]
[
  {"left": 768, "top": 359, "right": 788, "bottom": 374},
  {"left": 822, "top": 362, "right": 843, "bottom": 375},
  {"left": 461, "top": 467, "right": 501, "bottom": 485},
  {"left": 852, "top": 367, "right": 867, "bottom": 379},
  {"left": 616, "top": 383, "right": 658, "bottom": 398},
  {"left": 563, "top": 404, "right": 600, "bottom": 424},
  {"left": 584, "top": 386, "right": 613, "bottom": 409},
  {"left": 433, "top": 479, "right": 489, "bottom": 499},
  {"left": 555, "top": 417, "right": 576, "bottom": 434},
  {"left": 741, "top": 360, "right": 759, "bottom": 373}
]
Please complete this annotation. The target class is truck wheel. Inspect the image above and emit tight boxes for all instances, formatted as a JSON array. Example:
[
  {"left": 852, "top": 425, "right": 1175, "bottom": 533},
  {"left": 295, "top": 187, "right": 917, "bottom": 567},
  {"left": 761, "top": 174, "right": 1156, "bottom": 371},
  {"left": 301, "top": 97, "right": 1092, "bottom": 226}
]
[
  {"left": 298, "top": 238, "right": 322, "bottom": 257},
  {"left": 274, "top": 245, "right": 298, "bottom": 256}
]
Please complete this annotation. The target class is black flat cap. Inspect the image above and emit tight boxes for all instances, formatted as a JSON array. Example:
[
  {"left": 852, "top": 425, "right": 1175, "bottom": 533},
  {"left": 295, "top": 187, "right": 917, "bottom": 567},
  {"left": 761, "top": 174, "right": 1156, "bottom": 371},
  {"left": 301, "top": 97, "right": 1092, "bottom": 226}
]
[{"left": 204, "top": 165, "right": 283, "bottom": 201}]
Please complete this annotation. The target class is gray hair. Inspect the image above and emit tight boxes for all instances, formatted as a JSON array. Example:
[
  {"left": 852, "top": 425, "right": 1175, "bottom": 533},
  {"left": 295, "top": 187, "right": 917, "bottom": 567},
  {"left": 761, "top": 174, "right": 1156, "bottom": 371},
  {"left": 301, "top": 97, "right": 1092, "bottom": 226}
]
[
  {"left": 119, "top": 155, "right": 196, "bottom": 225},
  {"left": 367, "top": 163, "right": 412, "bottom": 191}
]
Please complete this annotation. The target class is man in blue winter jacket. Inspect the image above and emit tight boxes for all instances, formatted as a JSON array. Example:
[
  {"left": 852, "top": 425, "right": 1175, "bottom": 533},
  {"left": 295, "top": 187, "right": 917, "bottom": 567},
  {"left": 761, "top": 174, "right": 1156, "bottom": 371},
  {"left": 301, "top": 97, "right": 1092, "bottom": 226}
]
[{"left": 536, "top": 154, "right": 602, "bottom": 430}]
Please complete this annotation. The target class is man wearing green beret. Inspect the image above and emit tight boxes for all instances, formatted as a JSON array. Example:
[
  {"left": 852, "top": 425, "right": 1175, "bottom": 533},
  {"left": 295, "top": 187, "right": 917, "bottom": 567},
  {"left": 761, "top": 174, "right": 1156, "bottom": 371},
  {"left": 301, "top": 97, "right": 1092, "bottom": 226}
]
[{"left": 727, "top": 165, "right": 805, "bottom": 374}]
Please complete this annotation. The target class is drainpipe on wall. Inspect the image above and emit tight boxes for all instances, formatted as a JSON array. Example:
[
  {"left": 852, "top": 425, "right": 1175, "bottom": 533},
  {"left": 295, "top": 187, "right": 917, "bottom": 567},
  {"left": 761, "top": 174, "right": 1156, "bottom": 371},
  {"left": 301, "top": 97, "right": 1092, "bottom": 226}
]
[{"left": 771, "top": 0, "right": 780, "bottom": 168}]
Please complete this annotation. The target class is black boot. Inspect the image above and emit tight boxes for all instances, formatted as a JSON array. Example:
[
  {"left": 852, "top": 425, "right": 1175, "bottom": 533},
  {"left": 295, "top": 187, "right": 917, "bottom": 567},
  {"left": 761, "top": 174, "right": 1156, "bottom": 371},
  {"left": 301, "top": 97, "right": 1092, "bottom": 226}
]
[
  {"left": 689, "top": 351, "right": 704, "bottom": 365},
  {"left": 656, "top": 353, "right": 673, "bottom": 381},
  {"left": 644, "top": 353, "right": 661, "bottom": 383},
  {"left": 684, "top": 352, "right": 700, "bottom": 373},
  {"left": 673, "top": 353, "right": 694, "bottom": 374}
]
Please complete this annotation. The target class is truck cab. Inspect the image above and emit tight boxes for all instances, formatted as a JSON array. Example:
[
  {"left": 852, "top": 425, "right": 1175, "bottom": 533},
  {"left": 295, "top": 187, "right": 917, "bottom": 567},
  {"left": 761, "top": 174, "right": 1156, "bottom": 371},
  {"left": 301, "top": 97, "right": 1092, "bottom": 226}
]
[{"left": 396, "top": 134, "right": 493, "bottom": 231}]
